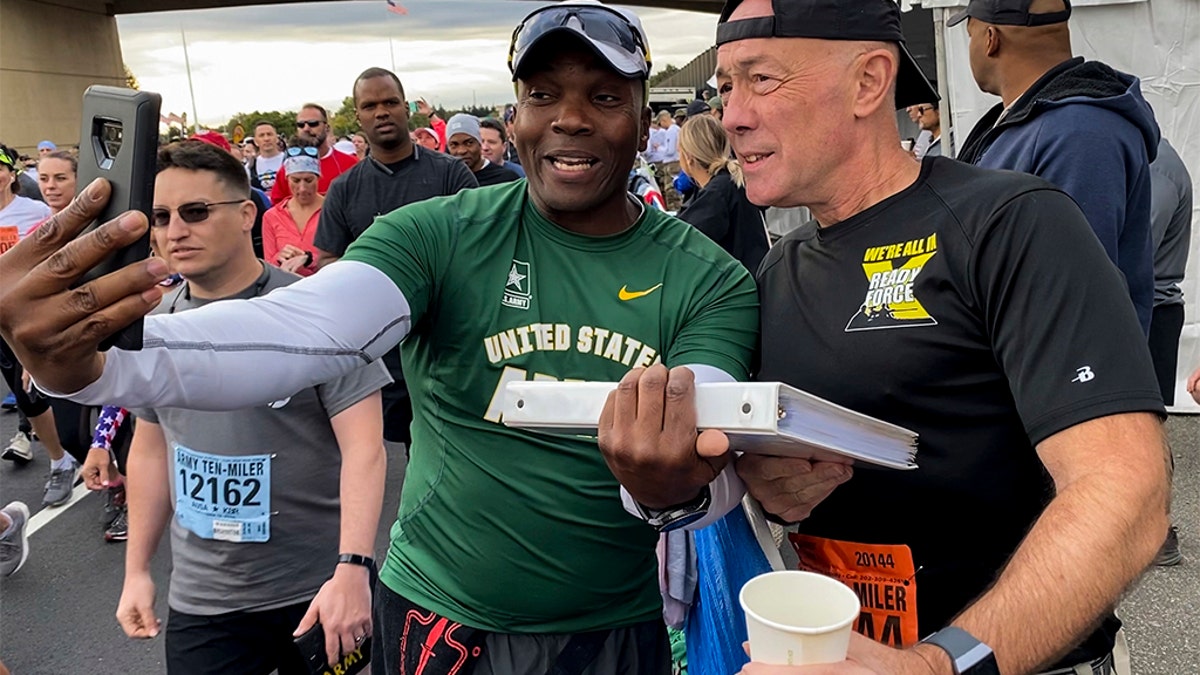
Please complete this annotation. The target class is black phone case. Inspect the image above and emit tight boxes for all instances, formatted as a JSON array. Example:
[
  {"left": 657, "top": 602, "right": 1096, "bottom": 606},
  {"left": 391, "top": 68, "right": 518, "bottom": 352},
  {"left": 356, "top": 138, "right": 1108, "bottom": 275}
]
[
  {"left": 294, "top": 623, "right": 371, "bottom": 675},
  {"left": 75, "top": 86, "right": 162, "bottom": 352}
]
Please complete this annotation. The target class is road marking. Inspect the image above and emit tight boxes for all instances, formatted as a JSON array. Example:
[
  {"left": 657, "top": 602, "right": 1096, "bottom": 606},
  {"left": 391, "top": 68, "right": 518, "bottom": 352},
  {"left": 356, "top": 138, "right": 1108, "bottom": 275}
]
[{"left": 27, "top": 483, "right": 92, "bottom": 537}]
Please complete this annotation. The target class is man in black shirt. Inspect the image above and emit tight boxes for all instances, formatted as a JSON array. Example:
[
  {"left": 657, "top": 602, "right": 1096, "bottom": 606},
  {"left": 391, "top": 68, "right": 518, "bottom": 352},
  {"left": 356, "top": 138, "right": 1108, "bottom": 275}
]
[
  {"left": 314, "top": 69, "right": 477, "bottom": 266},
  {"left": 445, "top": 114, "right": 521, "bottom": 187},
  {"left": 717, "top": 1, "right": 1170, "bottom": 674},
  {"left": 313, "top": 67, "right": 477, "bottom": 444}
]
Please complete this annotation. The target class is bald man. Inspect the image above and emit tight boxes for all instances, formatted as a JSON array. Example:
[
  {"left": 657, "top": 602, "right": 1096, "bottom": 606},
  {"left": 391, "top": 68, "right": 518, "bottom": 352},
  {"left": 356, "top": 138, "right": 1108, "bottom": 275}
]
[
  {"left": 955, "top": 0, "right": 1159, "bottom": 338},
  {"left": 715, "top": 1, "right": 1168, "bottom": 674}
]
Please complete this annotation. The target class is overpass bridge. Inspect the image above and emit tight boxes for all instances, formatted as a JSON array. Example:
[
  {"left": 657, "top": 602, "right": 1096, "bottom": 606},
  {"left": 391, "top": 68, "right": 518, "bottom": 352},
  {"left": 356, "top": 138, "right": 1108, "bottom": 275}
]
[{"left": 0, "top": 0, "right": 721, "bottom": 153}]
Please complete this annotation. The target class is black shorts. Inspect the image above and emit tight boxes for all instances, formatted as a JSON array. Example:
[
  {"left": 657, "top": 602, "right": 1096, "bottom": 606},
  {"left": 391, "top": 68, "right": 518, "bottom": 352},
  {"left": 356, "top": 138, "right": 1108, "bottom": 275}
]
[
  {"left": 0, "top": 338, "right": 50, "bottom": 419},
  {"left": 1148, "top": 303, "right": 1185, "bottom": 406},
  {"left": 165, "top": 601, "right": 310, "bottom": 675},
  {"left": 371, "top": 582, "right": 670, "bottom": 675}
]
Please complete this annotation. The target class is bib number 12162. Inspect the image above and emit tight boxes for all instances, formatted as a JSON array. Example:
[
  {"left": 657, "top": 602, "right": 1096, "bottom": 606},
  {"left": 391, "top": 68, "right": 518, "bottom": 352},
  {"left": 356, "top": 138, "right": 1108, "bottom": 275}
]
[{"left": 174, "top": 444, "right": 272, "bottom": 543}]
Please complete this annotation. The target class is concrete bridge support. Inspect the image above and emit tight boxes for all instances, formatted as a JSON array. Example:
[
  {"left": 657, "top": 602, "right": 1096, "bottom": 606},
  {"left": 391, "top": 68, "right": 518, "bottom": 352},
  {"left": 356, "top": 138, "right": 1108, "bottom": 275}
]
[{"left": 1, "top": 0, "right": 125, "bottom": 155}]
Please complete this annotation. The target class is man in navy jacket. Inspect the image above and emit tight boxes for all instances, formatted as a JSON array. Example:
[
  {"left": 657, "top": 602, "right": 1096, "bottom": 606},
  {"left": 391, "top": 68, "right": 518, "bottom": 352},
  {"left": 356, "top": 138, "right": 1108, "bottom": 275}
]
[{"left": 955, "top": 0, "right": 1159, "bottom": 334}]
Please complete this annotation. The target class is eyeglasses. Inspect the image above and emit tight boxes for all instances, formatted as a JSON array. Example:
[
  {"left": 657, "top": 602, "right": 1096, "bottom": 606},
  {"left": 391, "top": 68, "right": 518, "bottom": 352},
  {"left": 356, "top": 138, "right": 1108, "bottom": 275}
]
[
  {"left": 151, "top": 200, "right": 244, "bottom": 228},
  {"left": 296, "top": 120, "right": 324, "bottom": 129},
  {"left": 286, "top": 146, "right": 320, "bottom": 158},
  {"left": 914, "top": 106, "right": 934, "bottom": 115},
  {"left": 0, "top": 150, "right": 15, "bottom": 170},
  {"left": 509, "top": 5, "right": 650, "bottom": 78}
]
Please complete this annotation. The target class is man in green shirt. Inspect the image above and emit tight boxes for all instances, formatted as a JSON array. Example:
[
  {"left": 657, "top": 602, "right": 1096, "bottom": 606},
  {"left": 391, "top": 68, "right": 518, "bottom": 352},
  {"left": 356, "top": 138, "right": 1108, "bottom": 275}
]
[{"left": 0, "top": 2, "right": 758, "bottom": 673}]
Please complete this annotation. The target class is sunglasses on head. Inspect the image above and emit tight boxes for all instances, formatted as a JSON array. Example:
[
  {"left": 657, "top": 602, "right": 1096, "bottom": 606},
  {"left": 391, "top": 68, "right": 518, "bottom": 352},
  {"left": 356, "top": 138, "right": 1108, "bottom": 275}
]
[
  {"left": 286, "top": 146, "right": 320, "bottom": 157},
  {"left": 296, "top": 120, "right": 324, "bottom": 129},
  {"left": 151, "top": 200, "right": 244, "bottom": 228},
  {"left": 508, "top": 5, "right": 650, "bottom": 76}
]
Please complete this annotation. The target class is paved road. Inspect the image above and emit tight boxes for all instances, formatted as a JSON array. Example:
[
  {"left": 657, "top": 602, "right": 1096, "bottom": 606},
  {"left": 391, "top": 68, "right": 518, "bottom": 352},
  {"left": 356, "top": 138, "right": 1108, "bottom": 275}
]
[{"left": 0, "top": 406, "right": 1196, "bottom": 673}]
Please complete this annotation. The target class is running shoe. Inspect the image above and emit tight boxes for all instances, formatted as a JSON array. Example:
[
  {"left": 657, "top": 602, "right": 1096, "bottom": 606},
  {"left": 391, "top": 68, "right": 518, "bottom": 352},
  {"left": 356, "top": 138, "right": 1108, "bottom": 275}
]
[
  {"left": 42, "top": 460, "right": 80, "bottom": 507},
  {"left": 1, "top": 431, "right": 33, "bottom": 465},
  {"left": 0, "top": 501, "right": 30, "bottom": 577},
  {"left": 1154, "top": 525, "right": 1183, "bottom": 567},
  {"left": 1, "top": 392, "right": 16, "bottom": 410},
  {"left": 104, "top": 506, "right": 128, "bottom": 543},
  {"left": 102, "top": 483, "right": 127, "bottom": 528}
]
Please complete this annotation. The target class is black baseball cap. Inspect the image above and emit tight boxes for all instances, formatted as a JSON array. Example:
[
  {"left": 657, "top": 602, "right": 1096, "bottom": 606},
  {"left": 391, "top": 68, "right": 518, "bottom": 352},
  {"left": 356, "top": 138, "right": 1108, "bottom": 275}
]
[
  {"left": 717, "top": 0, "right": 938, "bottom": 110},
  {"left": 948, "top": 0, "right": 1072, "bottom": 28}
]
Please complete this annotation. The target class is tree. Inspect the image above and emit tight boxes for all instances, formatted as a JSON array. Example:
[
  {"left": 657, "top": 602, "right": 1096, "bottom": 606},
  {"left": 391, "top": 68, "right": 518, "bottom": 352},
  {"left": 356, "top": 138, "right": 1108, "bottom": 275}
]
[
  {"left": 224, "top": 110, "right": 297, "bottom": 141},
  {"left": 648, "top": 64, "right": 680, "bottom": 88},
  {"left": 408, "top": 114, "right": 430, "bottom": 131},
  {"left": 124, "top": 65, "right": 140, "bottom": 91},
  {"left": 330, "top": 96, "right": 358, "bottom": 138}
]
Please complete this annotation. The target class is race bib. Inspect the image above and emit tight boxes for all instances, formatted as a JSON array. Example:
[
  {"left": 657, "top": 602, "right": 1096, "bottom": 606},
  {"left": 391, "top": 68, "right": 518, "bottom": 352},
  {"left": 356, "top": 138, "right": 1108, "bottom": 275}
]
[
  {"left": 789, "top": 534, "right": 919, "bottom": 648},
  {"left": 0, "top": 226, "right": 18, "bottom": 255},
  {"left": 174, "top": 444, "right": 271, "bottom": 543}
]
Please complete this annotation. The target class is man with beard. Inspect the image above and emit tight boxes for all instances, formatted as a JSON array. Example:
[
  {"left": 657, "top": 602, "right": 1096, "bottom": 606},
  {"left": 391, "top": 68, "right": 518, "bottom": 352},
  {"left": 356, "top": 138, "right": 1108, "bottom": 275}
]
[{"left": 270, "top": 103, "right": 357, "bottom": 202}]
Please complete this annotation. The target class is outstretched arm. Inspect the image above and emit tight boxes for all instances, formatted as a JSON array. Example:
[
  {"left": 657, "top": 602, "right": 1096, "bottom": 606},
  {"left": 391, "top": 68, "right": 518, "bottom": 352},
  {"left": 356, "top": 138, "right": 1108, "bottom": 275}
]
[
  {"left": 0, "top": 179, "right": 411, "bottom": 411},
  {"left": 44, "top": 261, "right": 411, "bottom": 411}
]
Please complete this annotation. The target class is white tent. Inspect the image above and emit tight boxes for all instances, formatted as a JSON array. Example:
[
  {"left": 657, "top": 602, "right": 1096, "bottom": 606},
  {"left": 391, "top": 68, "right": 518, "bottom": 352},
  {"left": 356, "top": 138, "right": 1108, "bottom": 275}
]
[{"left": 916, "top": 0, "right": 1200, "bottom": 410}]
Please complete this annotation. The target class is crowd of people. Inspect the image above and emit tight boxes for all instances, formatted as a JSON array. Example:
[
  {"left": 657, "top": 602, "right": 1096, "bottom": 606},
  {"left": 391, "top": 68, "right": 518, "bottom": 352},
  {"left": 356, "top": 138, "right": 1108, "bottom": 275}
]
[{"left": 0, "top": 0, "right": 1195, "bottom": 674}]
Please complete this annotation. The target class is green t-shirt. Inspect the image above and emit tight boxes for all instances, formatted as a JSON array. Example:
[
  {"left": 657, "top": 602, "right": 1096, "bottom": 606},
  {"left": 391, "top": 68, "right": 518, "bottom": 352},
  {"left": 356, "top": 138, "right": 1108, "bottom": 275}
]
[{"left": 343, "top": 180, "right": 758, "bottom": 632}]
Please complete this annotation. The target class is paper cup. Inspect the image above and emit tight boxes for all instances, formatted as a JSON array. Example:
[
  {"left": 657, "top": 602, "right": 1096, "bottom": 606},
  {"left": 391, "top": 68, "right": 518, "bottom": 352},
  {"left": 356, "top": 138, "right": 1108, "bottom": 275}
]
[{"left": 740, "top": 570, "right": 860, "bottom": 666}]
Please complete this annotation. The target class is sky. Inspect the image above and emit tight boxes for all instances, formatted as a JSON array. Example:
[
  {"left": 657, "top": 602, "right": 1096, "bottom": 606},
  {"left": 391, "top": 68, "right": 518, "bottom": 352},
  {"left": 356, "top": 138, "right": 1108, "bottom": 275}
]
[{"left": 116, "top": 0, "right": 719, "bottom": 127}]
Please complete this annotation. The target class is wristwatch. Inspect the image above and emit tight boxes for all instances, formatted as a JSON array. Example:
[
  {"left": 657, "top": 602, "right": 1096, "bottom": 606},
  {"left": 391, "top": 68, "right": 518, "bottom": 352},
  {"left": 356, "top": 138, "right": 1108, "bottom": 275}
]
[
  {"left": 634, "top": 486, "right": 711, "bottom": 532},
  {"left": 920, "top": 626, "right": 1000, "bottom": 675}
]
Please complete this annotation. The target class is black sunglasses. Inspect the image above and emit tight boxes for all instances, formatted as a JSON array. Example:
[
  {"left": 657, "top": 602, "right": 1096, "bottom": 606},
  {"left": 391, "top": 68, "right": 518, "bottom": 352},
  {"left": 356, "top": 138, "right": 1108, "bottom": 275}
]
[
  {"left": 509, "top": 6, "right": 649, "bottom": 75},
  {"left": 286, "top": 146, "right": 320, "bottom": 158},
  {"left": 296, "top": 120, "right": 324, "bottom": 129},
  {"left": 151, "top": 200, "right": 244, "bottom": 228}
]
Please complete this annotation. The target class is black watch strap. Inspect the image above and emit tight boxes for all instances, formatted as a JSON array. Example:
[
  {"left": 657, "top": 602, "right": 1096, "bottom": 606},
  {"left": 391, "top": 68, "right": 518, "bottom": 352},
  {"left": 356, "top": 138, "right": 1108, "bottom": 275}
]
[
  {"left": 337, "top": 553, "right": 375, "bottom": 569},
  {"left": 921, "top": 626, "right": 1000, "bottom": 675}
]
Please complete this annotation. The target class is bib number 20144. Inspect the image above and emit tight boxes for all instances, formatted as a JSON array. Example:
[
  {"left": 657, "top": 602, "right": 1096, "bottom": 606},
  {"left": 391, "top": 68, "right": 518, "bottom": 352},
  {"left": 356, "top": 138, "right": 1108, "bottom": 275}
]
[{"left": 174, "top": 445, "right": 271, "bottom": 543}]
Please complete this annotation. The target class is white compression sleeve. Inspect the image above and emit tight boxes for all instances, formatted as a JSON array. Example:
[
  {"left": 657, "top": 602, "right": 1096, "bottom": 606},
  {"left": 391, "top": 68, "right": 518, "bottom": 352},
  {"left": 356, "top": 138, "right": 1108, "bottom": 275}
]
[
  {"left": 620, "top": 363, "right": 747, "bottom": 530},
  {"left": 38, "top": 261, "right": 411, "bottom": 411}
]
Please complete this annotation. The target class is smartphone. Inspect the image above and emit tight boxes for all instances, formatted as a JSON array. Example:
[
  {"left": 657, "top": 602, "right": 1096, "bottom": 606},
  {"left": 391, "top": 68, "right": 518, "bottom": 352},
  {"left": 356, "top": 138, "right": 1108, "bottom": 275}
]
[
  {"left": 75, "top": 86, "right": 162, "bottom": 351},
  {"left": 294, "top": 623, "right": 370, "bottom": 675},
  {"left": 409, "top": 100, "right": 418, "bottom": 115}
]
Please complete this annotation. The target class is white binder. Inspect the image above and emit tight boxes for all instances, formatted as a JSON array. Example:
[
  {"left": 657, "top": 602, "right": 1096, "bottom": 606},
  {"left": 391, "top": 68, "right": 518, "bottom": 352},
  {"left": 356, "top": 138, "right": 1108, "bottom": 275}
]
[{"left": 502, "top": 381, "right": 919, "bottom": 470}]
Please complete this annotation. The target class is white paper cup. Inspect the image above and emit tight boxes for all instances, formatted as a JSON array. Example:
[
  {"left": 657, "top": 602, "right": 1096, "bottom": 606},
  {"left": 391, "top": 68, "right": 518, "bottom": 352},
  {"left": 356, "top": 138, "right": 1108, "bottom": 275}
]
[{"left": 740, "top": 570, "right": 861, "bottom": 666}]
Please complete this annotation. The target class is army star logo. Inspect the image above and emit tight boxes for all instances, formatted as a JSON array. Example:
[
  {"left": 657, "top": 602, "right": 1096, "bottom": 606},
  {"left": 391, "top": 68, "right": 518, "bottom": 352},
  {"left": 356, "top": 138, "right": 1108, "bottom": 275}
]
[{"left": 502, "top": 259, "right": 532, "bottom": 310}]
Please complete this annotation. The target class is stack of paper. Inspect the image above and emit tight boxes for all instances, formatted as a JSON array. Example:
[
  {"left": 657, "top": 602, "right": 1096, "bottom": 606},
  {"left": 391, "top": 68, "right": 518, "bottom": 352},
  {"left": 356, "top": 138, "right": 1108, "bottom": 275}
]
[{"left": 502, "top": 381, "right": 918, "bottom": 470}]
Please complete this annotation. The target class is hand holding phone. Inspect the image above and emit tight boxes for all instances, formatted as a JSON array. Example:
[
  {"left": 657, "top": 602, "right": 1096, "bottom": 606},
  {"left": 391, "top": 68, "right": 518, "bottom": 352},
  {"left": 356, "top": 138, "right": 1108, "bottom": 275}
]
[
  {"left": 75, "top": 86, "right": 162, "bottom": 351},
  {"left": 0, "top": 179, "right": 168, "bottom": 396}
]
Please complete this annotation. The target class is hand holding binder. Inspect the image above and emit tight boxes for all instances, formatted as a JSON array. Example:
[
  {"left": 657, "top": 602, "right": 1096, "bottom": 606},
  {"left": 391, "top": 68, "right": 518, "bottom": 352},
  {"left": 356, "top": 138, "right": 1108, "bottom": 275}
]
[
  {"left": 596, "top": 366, "right": 732, "bottom": 509},
  {"left": 503, "top": 380, "right": 919, "bottom": 470}
]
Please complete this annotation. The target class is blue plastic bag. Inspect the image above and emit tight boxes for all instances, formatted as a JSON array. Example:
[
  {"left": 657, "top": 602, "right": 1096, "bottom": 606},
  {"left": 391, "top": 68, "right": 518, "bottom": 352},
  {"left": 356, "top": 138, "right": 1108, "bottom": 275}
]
[{"left": 685, "top": 507, "right": 775, "bottom": 675}]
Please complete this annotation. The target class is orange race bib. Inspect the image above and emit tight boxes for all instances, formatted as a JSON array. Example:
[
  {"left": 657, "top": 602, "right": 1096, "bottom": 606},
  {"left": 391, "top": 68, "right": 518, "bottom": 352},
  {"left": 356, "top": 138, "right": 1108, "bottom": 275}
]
[
  {"left": 0, "top": 226, "right": 17, "bottom": 255},
  {"left": 789, "top": 533, "right": 919, "bottom": 648}
]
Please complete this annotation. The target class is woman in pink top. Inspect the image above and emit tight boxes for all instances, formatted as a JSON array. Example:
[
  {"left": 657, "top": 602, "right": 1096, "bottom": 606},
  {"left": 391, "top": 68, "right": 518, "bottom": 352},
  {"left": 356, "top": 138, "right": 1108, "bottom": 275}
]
[{"left": 262, "top": 146, "right": 322, "bottom": 276}]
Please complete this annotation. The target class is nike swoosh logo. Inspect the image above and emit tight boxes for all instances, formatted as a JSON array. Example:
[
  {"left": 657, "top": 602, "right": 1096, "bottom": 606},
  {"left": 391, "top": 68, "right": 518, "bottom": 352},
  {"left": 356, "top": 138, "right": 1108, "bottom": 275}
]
[{"left": 618, "top": 283, "right": 664, "bottom": 301}]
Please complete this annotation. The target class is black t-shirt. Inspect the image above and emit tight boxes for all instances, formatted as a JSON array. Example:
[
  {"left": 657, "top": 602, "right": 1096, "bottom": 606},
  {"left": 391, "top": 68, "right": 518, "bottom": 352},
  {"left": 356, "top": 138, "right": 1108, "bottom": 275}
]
[
  {"left": 313, "top": 146, "right": 478, "bottom": 257},
  {"left": 313, "top": 145, "right": 476, "bottom": 443},
  {"left": 757, "top": 157, "right": 1163, "bottom": 666},
  {"left": 473, "top": 161, "right": 522, "bottom": 187},
  {"left": 677, "top": 170, "right": 769, "bottom": 273}
]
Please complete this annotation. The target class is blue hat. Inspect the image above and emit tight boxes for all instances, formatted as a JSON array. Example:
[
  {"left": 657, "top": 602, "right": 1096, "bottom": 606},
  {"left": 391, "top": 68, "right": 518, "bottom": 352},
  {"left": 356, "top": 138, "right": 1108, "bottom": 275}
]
[{"left": 37, "top": 140, "right": 56, "bottom": 151}]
